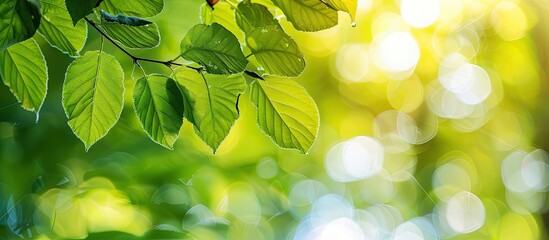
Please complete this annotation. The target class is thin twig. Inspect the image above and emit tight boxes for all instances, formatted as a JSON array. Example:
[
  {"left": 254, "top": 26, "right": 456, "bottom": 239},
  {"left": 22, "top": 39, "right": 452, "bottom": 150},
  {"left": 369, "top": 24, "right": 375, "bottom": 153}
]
[
  {"left": 84, "top": 17, "right": 191, "bottom": 70},
  {"left": 84, "top": 17, "right": 262, "bottom": 79}
]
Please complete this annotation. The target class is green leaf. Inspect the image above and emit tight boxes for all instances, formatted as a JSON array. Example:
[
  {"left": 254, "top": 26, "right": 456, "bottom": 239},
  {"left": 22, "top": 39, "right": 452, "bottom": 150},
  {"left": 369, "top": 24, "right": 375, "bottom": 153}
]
[
  {"left": 0, "top": 0, "right": 42, "bottom": 50},
  {"left": 100, "top": 19, "right": 160, "bottom": 49},
  {"left": 133, "top": 74, "right": 184, "bottom": 149},
  {"left": 62, "top": 51, "right": 124, "bottom": 150},
  {"left": 65, "top": 0, "right": 102, "bottom": 25},
  {"left": 174, "top": 67, "right": 246, "bottom": 152},
  {"left": 0, "top": 39, "right": 47, "bottom": 119},
  {"left": 235, "top": 1, "right": 279, "bottom": 33},
  {"left": 180, "top": 23, "right": 248, "bottom": 74},
  {"left": 247, "top": 25, "right": 305, "bottom": 77},
  {"left": 323, "top": 0, "right": 357, "bottom": 21},
  {"left": 200, "top": 3, "right": 212, "bottom": 24},
  {"left": 200, "top": 2, "right": 244, "bottom": 42},
  {"left": 272, "top": 0, "right": 338, "bottom": 32},
  {"left": 100, "top": 0, "right": 163, "bottom": 18},
  {"left": 38, "top": 0, "right": 87, "bottom": 57},
  {"left": 250, "top": 77, "right": 319, "bottom": 153},
  {"left": 99, "top": 10, "right": 152, "bottom": 26}
]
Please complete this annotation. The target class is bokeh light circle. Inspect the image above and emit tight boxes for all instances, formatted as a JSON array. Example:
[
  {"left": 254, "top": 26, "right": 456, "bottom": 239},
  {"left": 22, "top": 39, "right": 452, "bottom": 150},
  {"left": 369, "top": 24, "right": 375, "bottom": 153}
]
[
  {"left": 443, "top": 191, "right": 486, "bottom": 234},
  {"left": 400, "top": 0, "right": 440, "bottom": 28},
  {"left": 333, "top": 44, "right": 371, "bottom": 82},
  {"left": 325, "top": 136, "right": 384, "bottom": 182},
  {"left": 373, "top": 32, "right": 420, "bottom": 72}
]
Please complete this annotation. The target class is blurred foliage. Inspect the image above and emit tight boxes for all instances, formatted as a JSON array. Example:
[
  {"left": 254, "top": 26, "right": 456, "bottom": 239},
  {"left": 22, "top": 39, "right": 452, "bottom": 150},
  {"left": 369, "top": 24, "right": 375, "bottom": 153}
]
[{"left": 1, "top": 0, "right": 549, "bottom": 239}]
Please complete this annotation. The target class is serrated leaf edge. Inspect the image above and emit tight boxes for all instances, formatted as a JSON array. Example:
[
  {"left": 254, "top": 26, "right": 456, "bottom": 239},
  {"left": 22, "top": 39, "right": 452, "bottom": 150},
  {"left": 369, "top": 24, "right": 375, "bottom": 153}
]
[
  {"left": 37, "top": 23, "right": 88, "bottom": 58},
  {"left": 100, "top": 22, "right": 161, "bottom": 50},
  {"left": 61, "top": 50, "right": 125, "bottom": 151},
  {"left": 2, "top": 38, "right": 49, "bottom": 122},
  {"left": 250, "top": 80, "right": 319, "bottom": 153},
  {"left": 132, "top": 74, "right": 183, "bottom": 150}
]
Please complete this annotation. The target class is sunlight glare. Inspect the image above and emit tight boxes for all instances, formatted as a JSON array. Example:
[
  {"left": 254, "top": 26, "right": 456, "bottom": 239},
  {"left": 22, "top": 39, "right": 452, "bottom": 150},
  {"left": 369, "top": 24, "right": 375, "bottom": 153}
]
[{"left": 401, "top": 0, "right": 441, "bottom": 28}]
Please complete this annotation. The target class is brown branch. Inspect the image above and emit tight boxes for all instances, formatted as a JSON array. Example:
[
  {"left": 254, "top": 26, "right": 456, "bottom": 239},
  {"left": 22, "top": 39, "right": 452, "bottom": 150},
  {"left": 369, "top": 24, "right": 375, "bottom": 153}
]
[
  {"left": 84, "top": 17, "right": 201, "bottom": 71},
  {"left": 84, "top": 17, "right": 263, "bottom": 78}
]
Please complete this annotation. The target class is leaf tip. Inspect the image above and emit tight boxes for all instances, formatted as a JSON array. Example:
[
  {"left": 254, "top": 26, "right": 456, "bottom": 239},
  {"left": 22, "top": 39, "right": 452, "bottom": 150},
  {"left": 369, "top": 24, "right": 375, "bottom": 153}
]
[{"left": 84, "top": 143, "right": 93, "bottom": 152}]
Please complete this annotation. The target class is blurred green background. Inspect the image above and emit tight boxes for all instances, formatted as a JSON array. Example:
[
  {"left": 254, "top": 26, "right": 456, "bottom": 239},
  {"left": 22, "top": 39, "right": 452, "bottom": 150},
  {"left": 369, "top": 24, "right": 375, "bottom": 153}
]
[{"left": 1, "top": 0, "right": 549, "bottom": 239}]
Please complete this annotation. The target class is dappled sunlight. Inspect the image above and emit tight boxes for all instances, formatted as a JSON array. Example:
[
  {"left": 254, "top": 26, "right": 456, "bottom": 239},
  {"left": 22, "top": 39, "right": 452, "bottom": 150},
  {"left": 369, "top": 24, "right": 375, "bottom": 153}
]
[{"left": 34, "top": 178, "right": 151, "bottom": 238}]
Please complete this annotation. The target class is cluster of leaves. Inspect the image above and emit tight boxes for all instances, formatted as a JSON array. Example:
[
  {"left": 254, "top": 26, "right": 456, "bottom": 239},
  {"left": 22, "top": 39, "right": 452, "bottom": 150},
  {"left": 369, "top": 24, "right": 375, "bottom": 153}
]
[{"left": 0, "top": 0, "right": 356, "bottom": 153}]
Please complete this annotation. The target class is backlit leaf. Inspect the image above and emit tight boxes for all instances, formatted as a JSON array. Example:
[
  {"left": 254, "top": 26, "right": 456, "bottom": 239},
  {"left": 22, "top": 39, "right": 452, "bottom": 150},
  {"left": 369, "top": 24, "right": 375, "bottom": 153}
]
[
  {"left": 272, "top": 0, "right": 338, "bottom": 32},
  {"left": 65, "top": 0, "right": 102, "bottom": 25},
  {"left": 235, "top": 1, "right": 279, "bottom": 33},
  {"left": 324, "top": 0, "right": 357, "bottom": 21},
  {"left": 38, "top": 0, "right": 87, "bottom": 56},
  {"left": 174, "top": 67, "right": 246, "bottom": 152},
  {"left": 0, "top": 39, "right": 47, "bottom": 119},
  {"left": 133, "top": 74, "right": 184, "bottom": 149},
  {"left": 200, "top": 2, "right": 244, "bottom": 42},
  {"left": 63, "top": 51, "right": 124, "bottom": 150},
  {"left": 247, "top": 25, "right": 305, "bottom": 77},
  {"left": 100, "top": 15, "right": 160, "bottom": 49},
  {"left": 100, "top": 0, "right": 164, "bottom": 18},
  {"left": 0, "top": 0, "right": 41, "bottom": 50},
  {"left": 250, "top": 77, "right": 319, "bottom": 153},
  {"left": 180, "top": 23, "right": 248, "bottom": 74}
]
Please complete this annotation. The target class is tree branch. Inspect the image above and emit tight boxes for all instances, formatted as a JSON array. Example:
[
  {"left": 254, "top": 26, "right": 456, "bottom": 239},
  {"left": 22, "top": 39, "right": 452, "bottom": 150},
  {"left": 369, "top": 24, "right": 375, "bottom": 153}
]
[
  {"left": 84, "top": 17, "right": 201, "bottom": 71},
  {"left": 84, "top": 17, "right": 262, "bottom": 78}
]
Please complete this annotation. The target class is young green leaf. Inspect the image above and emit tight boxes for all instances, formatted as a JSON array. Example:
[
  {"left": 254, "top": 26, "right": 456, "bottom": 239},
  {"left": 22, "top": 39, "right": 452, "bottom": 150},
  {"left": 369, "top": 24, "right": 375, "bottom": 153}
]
[
  {"left": 235, "top": 1, "right": 279, "bottom": 33},
  {"left": 180, "top": 23, "right": 248, "bottom": 74},
  {"left": 272, "top": 0, "right": 338, "bottom": 32},
  {"left": 0, "top": 39, "right": 48, "bottom": 120},
  {"left": 62, "top": 51, "right": 124, "bottom": 150},
  {"left": 200, "top": 2, "right": 244, "bottom": 42},
  {"left": 247, "top": 25, "right": 305, "bottom": 77},
  {"left": 323, "top": 0, "right": 357, "bottom": 22},
  {"left": 100, "top": 10, "right": 152, "bottom": 26},
  {"left": 250, "top": 77, "right": 319, "bottom": 153},
  {"left": 100, "top": 21, "right": 160, "bottom": 49},
  {"left": 0, "top": 0, "right": 41, "bottom": 50},
  {"left": 174, "top": 67, "right": 246, "bottom": 152},
  {"left": 133, "top": 74, "right": 184, "bottom": 149},
  {"left": 100, "top": 0, "right": 164, "bottom": 18},
  {"left": 200, "top": 3, "right": 213, "bottom": 24},
  {"left": 38, "top": 0, "right": 88, "bottom": 57},
  {"left": 65, "top": 0, "right": 103, "bottom": 25}
]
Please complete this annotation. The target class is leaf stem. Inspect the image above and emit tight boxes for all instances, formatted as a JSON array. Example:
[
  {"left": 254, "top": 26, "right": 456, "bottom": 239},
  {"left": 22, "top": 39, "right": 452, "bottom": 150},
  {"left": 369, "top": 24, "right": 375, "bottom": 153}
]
[{"left": 84, "top": 17, "right": 198, "bottom": 71}]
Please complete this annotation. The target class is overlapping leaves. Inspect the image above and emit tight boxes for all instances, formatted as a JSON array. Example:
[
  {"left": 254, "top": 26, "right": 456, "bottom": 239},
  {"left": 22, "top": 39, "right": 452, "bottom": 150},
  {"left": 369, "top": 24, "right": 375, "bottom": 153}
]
[
  {"left": 99, "top": 11, "right": 160, "bottom": 49},
  {"left": 236, "top": 2, "right": 305, "bottom": 77},
  {"left": 133, "top": 75, "right": 184, "bottom": 149},
  {"left": 0, "top": 0, "right": 350, "bottom": 153},
  {"left": 174, "top": 68, "right": 245, "bottom": 152},
  {"left": 180, "top": 23, "right": 248, "bottom": 75},
  {"left": 0, "top": 0, "right": 41, "bottom": 50},
  {"left": 39, "top": 0, "right": 87, "bottom": 56}
]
